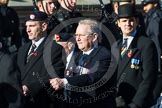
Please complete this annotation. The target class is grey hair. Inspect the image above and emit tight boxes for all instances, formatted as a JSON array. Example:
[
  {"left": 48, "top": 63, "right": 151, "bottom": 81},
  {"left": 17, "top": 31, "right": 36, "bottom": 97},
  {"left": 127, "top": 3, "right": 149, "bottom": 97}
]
[{"left": 78, "top": 18, "right": 102, "bottom": 39}]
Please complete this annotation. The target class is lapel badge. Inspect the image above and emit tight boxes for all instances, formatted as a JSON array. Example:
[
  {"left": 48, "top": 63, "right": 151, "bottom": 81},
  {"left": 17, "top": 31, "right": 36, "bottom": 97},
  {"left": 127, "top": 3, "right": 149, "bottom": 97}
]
[
  {"left": 135, "top": 66, "right": 139, "bottom": 70},
  {"left": 53, "top": 34, "right": 61, "bottom": 42},
  {"left": 131, "top": 58, "right": 135, "bottom": 69},
  {"left": 83, "top": 62, "right": 87, "bottom": 67},
  {"left": 30, "top": 14, "right": 35, "bottom": 20},
  {"left": 80, "top": 67, "right": 87, "bottom": 75},
  {"left": 134, "top": 59, "right": 140, "bottom": 69},
  {"left": 69, "top": 66, "right": 73, "bottom": 70},
  {"left": 66, "top": 70, "right": 70, "bottom": 76},
  {"left": 33, "top": 51, "right": 38, "bottom": 57},
  {"left": 127, "top": 49, "right": 133, "bottom": 58},
  {"left": 131, "top": 58, "right": 140, "bottom": 69},
  {"left": 131, "top": 64, "right": 135, "bottom": 69},
  {"left": 79, "top": 67, "right": 90, "bottom": 75}
]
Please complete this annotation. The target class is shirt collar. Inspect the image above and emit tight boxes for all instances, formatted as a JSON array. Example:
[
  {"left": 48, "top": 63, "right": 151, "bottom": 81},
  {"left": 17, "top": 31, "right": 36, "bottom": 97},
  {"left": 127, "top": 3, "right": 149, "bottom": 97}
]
[
  {"left": 83, "top": 48, "right": 94, "bottom": 55},
  {"left": 32, "top": 36, "right": 46, "bottom": 48},
  {"left": 82, "top": 43, "right": 98, "bottom": 55},
  {"left": 123, "top": 30, "right": 137, "bottom": 39},
  {"left": 123, "top": 30, "right": 137, "bottom": 49}
]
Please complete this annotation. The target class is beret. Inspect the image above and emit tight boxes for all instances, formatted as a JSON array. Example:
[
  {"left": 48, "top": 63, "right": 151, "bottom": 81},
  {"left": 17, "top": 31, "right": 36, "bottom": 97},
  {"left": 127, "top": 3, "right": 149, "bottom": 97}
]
[{"left": 25, "top": 11, "right": 48, "bottom": 22}]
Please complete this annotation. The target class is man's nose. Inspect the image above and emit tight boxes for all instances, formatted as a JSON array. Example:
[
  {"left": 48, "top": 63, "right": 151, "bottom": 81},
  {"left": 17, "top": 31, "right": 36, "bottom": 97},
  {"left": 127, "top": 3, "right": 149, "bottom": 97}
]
[{"left": 51, "top": 3, "right": 55, "bottom": 8}]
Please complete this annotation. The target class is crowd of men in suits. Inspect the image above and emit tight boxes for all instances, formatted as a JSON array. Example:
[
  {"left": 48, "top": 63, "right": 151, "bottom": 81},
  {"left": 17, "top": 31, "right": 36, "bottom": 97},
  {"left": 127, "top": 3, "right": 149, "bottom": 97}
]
[{"left": 1, "top": 0, "right": 162, "bottom": 108}]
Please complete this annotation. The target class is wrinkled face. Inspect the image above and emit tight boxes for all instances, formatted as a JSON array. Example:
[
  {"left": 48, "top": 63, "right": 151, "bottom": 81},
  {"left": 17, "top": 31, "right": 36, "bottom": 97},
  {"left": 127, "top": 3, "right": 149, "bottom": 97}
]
[
  {"left": 143, "top": 3, "right": 156, "bottom": 13},
  {"left": 118, "top": 17, "right": 138, "bottom": 36},
  {"left": 75, "top": 24, "right": 96, "bottom": 52},
  {"left": 42, "top": 0, "right": 56, "bottom": 15},
  {"left": 26, "top": 21, "right": 43, "bottom": 41}
]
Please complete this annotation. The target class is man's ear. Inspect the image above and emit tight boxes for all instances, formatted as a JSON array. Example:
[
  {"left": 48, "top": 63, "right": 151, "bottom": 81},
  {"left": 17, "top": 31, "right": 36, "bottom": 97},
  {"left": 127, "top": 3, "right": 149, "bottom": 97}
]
[
  {"left": 41, "top": 22, "right": 48, "bottom": 31},
  {"left": 92, "top": 33, "right": 98, "bottom": 42},
  {"left": 117, "top": 20, "right": 120, "bottom": 28},
  {"left": 154, "top": 2, "right": 158, "bottom": 7}
]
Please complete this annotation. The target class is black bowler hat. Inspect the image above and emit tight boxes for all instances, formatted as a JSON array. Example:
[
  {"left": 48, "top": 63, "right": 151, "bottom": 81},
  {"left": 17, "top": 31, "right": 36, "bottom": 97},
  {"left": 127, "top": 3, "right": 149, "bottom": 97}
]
[
  {"left": 25, "top": 11, "right": 48, "bottom": 22},
  {"left": 118, "top": 4, "right": 137, "bottom": 18}
]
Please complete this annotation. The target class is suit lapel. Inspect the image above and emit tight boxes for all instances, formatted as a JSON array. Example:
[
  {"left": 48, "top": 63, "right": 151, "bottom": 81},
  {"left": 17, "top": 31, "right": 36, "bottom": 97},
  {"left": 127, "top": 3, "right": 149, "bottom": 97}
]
[
  {"left": 118, "top": 48, "right": 139, "bottom": 77},
  {"left": 117, "top": 33, "right": 140, "bottom": 79},
  {"left": 24, "top": 43, "right": 31, "bottom": 64},
  {"left": 22, "top": 39, "right": 46, "bottom": 80},
  {"left": 75, "top": 46, "right": 102, "bottom": 68},
  {"left": 20, "top": 42, "right": 31, "bottom": 69},
  {"left": 27, "top": 40, "right": 44, "bottom": 66},
  {"left": 67, "top": 46, "right": 102, "bottom": 76}
]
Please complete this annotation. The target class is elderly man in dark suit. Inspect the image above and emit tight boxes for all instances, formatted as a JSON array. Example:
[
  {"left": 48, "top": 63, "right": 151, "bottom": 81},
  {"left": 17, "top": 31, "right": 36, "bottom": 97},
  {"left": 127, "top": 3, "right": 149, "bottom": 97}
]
[
  {"left": 114, "top": 4, "right": 158, "bottom": 108},
  {"left": 50, "top": 18, "right": 117, "bottom": 108},
  {"left": 17, "top": 11, "right": 65, "bottom": 108},
  {"left": 0, "top": 42, "right": 24, "bottom": 108}
]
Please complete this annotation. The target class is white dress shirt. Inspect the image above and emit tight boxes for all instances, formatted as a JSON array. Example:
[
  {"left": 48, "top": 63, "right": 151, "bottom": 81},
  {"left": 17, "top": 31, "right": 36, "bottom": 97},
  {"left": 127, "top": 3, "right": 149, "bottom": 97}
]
[
  {"left": 123, "top": 30, "right": 137, "bottom": 49},
  {"left": 28, "top": 37, "right": 45, "bottom": 55}
]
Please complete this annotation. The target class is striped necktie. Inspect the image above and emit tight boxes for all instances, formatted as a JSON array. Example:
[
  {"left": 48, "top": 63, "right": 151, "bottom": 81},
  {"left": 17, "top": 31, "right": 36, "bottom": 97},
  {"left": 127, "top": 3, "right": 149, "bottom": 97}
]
[
  {"left": 26, "top": 44, "right": 36, "bottom": 63},
  {"left": 121, "top": 38, "right": 128, "bottom": 58}
]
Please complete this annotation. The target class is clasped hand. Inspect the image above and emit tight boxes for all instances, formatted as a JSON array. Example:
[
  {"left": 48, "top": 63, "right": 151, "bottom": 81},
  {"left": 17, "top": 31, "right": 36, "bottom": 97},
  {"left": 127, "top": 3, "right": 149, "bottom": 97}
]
[{"left": 49, "top": 78, "right": 64, "bottom": 90}]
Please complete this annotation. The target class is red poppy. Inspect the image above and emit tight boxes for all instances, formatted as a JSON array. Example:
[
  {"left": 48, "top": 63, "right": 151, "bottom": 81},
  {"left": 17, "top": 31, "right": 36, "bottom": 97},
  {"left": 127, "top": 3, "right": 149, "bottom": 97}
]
[
  {"left": 127, "top": 49, "right": 133, "bottom": 58},
  {"left": 54, "top": 34, "right": 61, "bottom": 42},
  {"left": 33, "top": 52, "right": 38, "bottom": 57}
]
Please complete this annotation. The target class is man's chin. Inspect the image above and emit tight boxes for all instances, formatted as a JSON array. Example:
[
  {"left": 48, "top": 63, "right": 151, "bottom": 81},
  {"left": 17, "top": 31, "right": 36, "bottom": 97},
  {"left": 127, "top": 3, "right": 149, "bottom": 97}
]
[
  {"left": 78, "top": 47, "right": 84, "bottom": 51},
  {"left": 28, "top": 37, "right": 34, "bottom": 40}
]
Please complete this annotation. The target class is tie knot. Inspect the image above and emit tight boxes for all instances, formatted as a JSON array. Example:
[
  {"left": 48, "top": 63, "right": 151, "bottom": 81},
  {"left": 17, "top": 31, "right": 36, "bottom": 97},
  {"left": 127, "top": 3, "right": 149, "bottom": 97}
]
[
  {"left": 82, "top": 53, "right": 88, "bottom": 57},
  {"left": 123, "top": 38, "right": 128, "bottom": 42},
  {"left": 26, "top": 44, "right": 36, "bottom": 63},
  {"left": 122, "top": 38, "right": 128, "bottom": 48},
  {"left": 124, "top": 38, "right": 127, "bottom": 40},
  {"left": 32, "top": 44, "right": 36, "bottom": 49},
  {"left": 29, "top": 44, "right": 36, "bottom": 55}
]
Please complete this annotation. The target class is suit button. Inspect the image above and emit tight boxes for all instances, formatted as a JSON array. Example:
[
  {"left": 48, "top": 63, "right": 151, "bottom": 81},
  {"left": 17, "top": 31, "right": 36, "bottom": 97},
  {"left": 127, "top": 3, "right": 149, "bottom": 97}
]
[{"left": 32, "top": 72, "right": 35, "bottom": 76}]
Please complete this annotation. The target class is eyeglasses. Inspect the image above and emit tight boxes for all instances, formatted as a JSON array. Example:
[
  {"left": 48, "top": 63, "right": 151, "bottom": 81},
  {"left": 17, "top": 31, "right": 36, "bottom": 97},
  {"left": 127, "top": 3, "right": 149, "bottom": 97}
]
[{"left": 74, "top": 33, "right": 93, "bottom": 37}]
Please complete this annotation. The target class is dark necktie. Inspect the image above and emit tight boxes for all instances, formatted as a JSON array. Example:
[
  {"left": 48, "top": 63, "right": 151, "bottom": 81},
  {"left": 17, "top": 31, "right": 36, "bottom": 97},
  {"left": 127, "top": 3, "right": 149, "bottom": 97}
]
[
  {"left": 78, "top": 54, "right": 88, "bottom": 66},
  {"left": 121, "top": 38, "right": 128, "bottom": 58},
  {"left": 26, "top": 44, "right": 36, "bottom": 63},
  {"left": 77, "top": 54, "right": 88, "bottom": 75}
]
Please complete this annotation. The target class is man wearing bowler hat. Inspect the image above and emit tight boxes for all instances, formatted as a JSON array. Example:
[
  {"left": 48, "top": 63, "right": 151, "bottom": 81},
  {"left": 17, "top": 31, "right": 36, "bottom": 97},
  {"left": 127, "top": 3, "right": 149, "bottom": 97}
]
[
  {"left": 98, "top": 0, "right": 131, "bottom": 49},
  {"left": 114, "top": 4, "right": 158, "bottom": 108},
  {"left": 17, "top": 11, "right": 65, "bottom": 108}
]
